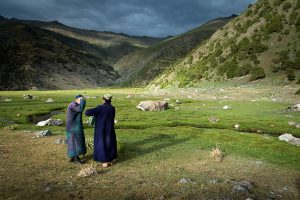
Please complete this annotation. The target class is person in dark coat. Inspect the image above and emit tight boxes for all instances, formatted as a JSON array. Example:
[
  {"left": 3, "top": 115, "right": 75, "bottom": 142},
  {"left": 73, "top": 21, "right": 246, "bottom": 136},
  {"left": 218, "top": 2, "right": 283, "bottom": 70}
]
[
  {"left": 66, "top": 95, "right": 87, "bottom": 164},
  {"left": 85, "top": 94, "right": 117, "bottom": 167}
]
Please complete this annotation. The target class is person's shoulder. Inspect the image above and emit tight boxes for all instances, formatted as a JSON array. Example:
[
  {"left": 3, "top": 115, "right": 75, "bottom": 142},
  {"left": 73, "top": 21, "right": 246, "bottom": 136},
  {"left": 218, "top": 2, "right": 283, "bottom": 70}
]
[{"left": 68, "top": 101, "right": 76, "bottom": 107}]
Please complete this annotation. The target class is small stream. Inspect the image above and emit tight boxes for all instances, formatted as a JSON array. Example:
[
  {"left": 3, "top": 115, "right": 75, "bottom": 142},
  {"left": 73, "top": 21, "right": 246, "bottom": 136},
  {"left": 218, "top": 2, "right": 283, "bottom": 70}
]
[{"left": 28, "top": 110, "right": 64, "bottom": 124}]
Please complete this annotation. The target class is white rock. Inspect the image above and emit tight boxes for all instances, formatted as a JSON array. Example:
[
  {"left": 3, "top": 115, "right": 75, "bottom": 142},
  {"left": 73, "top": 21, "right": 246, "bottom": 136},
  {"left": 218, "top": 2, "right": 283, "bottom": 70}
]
[
  {"left": 291, "top": 103, "right": 300, "bottom": 111},
  {"left": 278, "top": 133, "right": 300, "bottom": 146},
  {"left": 223, "top": 105, "right": 230, "bottom": 110},
  {"left": 46, "top": 98, "right": 55, "bottom": 103},
  {"left": 36, "top": 130, "right": 52, "bottom": 138},
  {"left": 36, "top": 119, "right": 51, "bottom": 126},
  {"left": 4, "top": 98, "right": 12, "bottom": 102},
  {"left": 288, "top": 121, "right": 296, "bottom": 126},
  {"left": 234, "top": 124, "right": 240, "bottom": 130}
]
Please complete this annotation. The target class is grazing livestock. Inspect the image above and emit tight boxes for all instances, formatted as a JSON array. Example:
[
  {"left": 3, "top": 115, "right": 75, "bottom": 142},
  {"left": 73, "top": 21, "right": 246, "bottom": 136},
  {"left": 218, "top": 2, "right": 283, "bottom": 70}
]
[{"left": 137, "top": 101, "right": 168, "bottom": 111}]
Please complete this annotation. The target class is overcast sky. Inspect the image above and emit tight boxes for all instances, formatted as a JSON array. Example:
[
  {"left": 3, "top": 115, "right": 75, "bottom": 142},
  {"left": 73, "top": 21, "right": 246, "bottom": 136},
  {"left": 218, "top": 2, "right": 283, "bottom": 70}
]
[{"left": 0, "top": 0, "right": 256, "bottom": 37}]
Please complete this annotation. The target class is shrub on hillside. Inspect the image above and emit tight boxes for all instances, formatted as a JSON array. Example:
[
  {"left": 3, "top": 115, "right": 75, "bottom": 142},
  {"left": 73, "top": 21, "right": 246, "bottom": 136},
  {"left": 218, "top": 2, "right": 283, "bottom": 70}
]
[
  {"left": 289, "top": 11, "right": 298, "bottom": 25},
  {"left": 282, "top": 2, "right": 292, "bottom": 10},
  {"left": 224, "top": 59, "right": 240, "bottom": 78},
  {"left": 249, "top": 67, "right": 265, "bottom": 81},
  {"left": 246, "top": 9, "right": 253, "bottom": 17},
  {"left": 286, "top": 69, "right": 296, "bottom": 81},
  {"left": 295, "top": 88, "right": 300, "bottom": 95},
  {"left": 265, "top": 15, "right": 283, "bottom": 34},
  {"left": 271, "top": 65, "right": 279, "bottom": 73},
  {"left": 277, "top": 35, "right": 282, "bottom": 41},
  {"left": 295, "top": 58, "right": 300, "bottom": 70},
  {"left": 297, "top": 77, "right": 300, "bottom": 84},
  {"left": 239, "top": 63, "right": 252, "bottom": 76},
  {"left": 273, "top": 0, "right": 284, "bottom": 6}
]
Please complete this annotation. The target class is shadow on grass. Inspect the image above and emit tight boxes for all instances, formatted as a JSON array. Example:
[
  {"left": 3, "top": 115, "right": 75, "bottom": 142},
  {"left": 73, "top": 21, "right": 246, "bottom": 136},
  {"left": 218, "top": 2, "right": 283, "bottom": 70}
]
[{"left": 117, "top": 133, "right": 192, "bottom": 163}]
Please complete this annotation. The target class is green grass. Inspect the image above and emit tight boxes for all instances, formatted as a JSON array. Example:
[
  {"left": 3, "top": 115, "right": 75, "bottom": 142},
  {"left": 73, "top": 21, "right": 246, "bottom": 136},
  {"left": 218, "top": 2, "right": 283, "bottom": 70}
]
[
  {"left": 1, "top": 88, "right": 300, "bottom": 199},
  {"left": 0, "top": 88, "right": 299, "bottom": 170}
]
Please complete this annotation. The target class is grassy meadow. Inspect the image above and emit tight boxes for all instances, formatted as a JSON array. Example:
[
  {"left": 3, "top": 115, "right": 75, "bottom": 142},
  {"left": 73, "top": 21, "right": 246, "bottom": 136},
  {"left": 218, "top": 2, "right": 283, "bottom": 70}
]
[{"left": 0, "top": 88, "right": 300, "bottom": 199}]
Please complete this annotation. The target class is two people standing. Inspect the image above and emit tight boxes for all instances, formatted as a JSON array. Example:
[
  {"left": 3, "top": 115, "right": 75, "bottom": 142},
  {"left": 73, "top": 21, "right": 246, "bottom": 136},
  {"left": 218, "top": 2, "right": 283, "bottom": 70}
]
[{"left": 65, "top": 94, "right": 117, "bottom": 167}]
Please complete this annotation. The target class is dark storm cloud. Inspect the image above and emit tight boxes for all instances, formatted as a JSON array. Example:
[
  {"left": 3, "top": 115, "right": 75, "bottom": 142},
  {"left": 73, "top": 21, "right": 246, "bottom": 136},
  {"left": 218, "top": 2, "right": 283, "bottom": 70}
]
[{"left": 0, "top": 0, "right": 256, "bottom": 37}]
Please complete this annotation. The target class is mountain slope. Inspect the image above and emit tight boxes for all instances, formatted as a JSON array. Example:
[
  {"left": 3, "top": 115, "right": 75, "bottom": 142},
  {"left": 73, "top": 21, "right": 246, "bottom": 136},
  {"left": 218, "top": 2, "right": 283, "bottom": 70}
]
[
  {"left": 114, "top": 15, "right": 236, "bottom": 86},
  {"left": 152, "top": 0, "right": 300, "bottom": 88},
  {"left": 18, "top": 18, "right": 163, "bottom": 63},
  {"left": 0, "top": 21, "right": 119, "bottom": 90}
]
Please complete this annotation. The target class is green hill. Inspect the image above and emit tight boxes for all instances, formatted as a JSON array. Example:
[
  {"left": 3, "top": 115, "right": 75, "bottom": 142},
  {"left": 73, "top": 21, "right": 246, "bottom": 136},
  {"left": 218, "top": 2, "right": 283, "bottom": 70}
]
[
  {"left": 114, "top": 15, "right": 236, "bottom": 86},
  {"left": 152, "top": 0, "right": 300, "bottom": 88},
  {"left": 0, "top": 21, "right": 119, "bottom": 90}
]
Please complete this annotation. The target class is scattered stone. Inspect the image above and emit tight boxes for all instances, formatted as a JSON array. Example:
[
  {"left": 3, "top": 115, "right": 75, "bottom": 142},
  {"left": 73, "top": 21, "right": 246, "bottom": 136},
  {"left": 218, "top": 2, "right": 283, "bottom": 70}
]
[
  {"left": 137, "top": 101, "right": 168, "bottom": 111},
  {"left": 50, "top": 119, "right": 63, "bottom": 126},
  {"left": 255, "top": 161, "right": 263, "bottom": 166},
  {"left": 209, "top": 179, "right": 219, "bottom": 184},
  {"left": 45, "top": 187, "right": 52, "bottom": 192},
  {"left": 55, "top": 138, "right": 66, "bottom": 144},
  {"left": 77, "top": 165, "right": 97, "bottom": 177},
  {"left": 233, "top": 184, "right": 248, "bottom": 193},
  {"left": 4, "top": 98, "right": 12, "bottom": 102},
  {"left": 23, "top": 94, "right": 33, "bottom": 100},
  {"left": 36, "top": 118, "right": 63, "bottom": 126},
  {"left": 126, "top": 94, "right": 134, "bottom": 98},
  {"left": 257, "top": 130, "right": 263, "bottom": 133},
  {"left": 234, "top": 124, "right": 240, "bottom": 130},
  {"left": 175, "top": 100, "right": 181, "bottom": 104},
  {"left": 227, "top": 179, "right": 253, "bottom": 193},
  {"left": 187, "top": 95, "right": 192, "bottom": 99},
  {"left": 208, "top": 116, "right": 220, "bottom": 123},
  {"left": 223, "top": 105, "right": 231, "bottom": 110},
  {"left": 278, "top": 133, "right": 300, "bottom": 146},
  {"left": 16, "top": 113, "right": 21, "bottom": 117},
  {"left": 85, "top": 117, "right": 95, "bottom": 125},
  {"left": 179, "top": 178, "right": 194, "bottom": 184},
  {"left": 210, "top": 147, "right": 223, "bottom": 162},
  {"left": 163, "top": 98, "right": 170, "bottom": 101},
  {"left": 288, "top": 121, "right": 296, "bottom": 126},
  {"left": 290, "top": 104, "right": 300, "bottom": 111},
  {"left": 36, "top": 130, "right": 52, "bottom": 138},
  {"left": 114, "top": 120, "right": 118, "bottom": 124},
  {"left": 46, "top": 98, "right": 55, "bottom": 103},
  {"left": 36, "top": 119, "right": 51, "bottom": 126}
]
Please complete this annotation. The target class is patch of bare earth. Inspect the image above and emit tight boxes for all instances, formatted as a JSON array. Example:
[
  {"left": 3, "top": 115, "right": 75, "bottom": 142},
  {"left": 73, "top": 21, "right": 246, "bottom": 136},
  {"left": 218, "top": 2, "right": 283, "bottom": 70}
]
[{"left": 0, "top": 130, "right": 299, "bottom": 199}]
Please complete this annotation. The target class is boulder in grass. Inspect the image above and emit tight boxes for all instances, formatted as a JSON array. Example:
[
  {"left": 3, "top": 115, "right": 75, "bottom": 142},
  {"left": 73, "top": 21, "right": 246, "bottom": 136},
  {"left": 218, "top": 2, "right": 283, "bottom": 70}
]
[
  {"left": 137, "top": 101, "right": 168, "bottom": 111},
  {"left": 49, "top": 119, "right": 63, "bottom": 126},
  {"left": 291, "top": 104, "right": 300, "bottom": 111},
  {"left": 46, "top": 98, "right": 55, "bottom": 103},
  {"left": 23, "top": 94, "right": 33, "bottom": 100},
  {"left": 278, "top": 133, "right": 300, "bottom": 146},
  {"left": 36, "top": 119, "right": 51, "bottom": 126},
  {"left": 36, "top": 118, "right": 63, "bottom": 126},
  {"left": 36, "top": 130, "right": 52, "bottom": 138}
]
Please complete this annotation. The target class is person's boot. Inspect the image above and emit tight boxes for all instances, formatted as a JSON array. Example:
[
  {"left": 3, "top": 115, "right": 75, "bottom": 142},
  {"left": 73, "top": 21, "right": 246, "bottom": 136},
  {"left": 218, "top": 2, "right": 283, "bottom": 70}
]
[
  {"left": 74, "top": 156, "right": 84, "bottom": 164},
  {"left": 69, "top": 157, "right": 75, "bottom": 162}
]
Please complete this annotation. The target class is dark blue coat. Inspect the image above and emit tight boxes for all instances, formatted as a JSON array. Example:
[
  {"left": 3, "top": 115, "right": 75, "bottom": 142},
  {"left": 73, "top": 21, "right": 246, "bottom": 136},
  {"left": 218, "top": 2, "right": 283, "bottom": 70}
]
[{"left": 85, "top": 103, "right": 117, "bottom": 162}]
